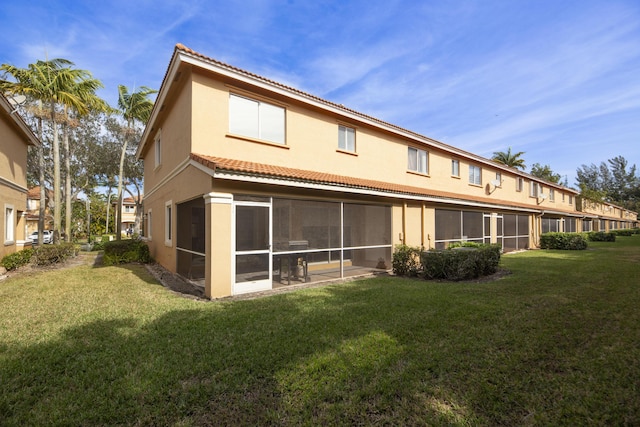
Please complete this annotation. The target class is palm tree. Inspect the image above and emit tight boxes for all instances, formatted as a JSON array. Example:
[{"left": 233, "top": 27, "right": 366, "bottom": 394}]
[
  {"left": 115, "top": 85, "right": 156, "bottom": 240},
  {"left": 62, "top": 77, "right": 108, "bottom": 241},
  {"left": 492, "top": 147, "right": 526, "bottom": 170},
  {"left": 1, "top": 59, "right": 104, "bottom": 243}
]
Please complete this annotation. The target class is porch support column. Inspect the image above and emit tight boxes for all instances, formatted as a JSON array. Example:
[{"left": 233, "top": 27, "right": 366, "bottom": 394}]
[{"left": 204, "top": 192, "right": 233, "bottom": 299}]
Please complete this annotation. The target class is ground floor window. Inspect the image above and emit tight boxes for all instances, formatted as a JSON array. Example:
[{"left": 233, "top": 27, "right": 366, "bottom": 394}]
[
  {"left": 566, "top": 218, "right": 577, "bottom": 233},
  {"left": 4, "top": 204, "right": 15, "bottom": 244},
  {"left": 582, "top": 220, "right": 593, "bottom": 232}
]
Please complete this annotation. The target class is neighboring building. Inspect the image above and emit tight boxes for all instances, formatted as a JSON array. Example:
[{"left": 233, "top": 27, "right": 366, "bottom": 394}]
[
  {"left": 136, "top": 44, "right": 637, "bottom": 299},
  {"left": 576, "top": 197, "right": 638, "bottom": 232},
  {"left": 0, "top": 93, "right": 39, "bottom": 259},
  {"left": 112, "top": 196, "right": 141, "bottom": 237},
  {"left": 25, "top": 186, "right": 53, "bottom": 235}
]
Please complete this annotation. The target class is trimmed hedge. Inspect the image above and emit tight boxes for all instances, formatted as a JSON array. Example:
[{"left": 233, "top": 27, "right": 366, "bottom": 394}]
[
  {"left": 393, "top": 243, "right": 501, "bottom": 281},
  {"left": 611, "top": 229, "right": 634, "bottom": 237},
  {"left": 103, "top": 239, "right": 151, "bottom": 265},
  {"left": 540, "top": 233, "right": 588, "bottom": 250},
  {"left": 587, "top": 231, "right": 616, "bottom": 242},
  {"left": 1, "top": 244, "right": 79, "bottom": 271},
  {"left": 1, "top": 248, "right": 34, "bottom": 271},
  {"left": 31, "top": 243, "right": 78, "bottom": 266}
]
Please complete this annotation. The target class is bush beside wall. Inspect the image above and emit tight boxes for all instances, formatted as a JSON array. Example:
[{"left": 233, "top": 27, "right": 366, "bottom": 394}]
[
  {"left": 31, "top": 243, "right": 78, "bottom": 266},
  {"left": 393, "top": 244, "right": 501, "bottom": 281},
  {"left": 540, "top": 233, "right": 588, "bottom": 250},
  {"left": 103, "top": 239, "right": 151, "bottom": 265},
  {"left": 1, "top": 248, "right": 34, "bottom": 271},
  {"left": 587, "top": 231, "right": 616, "bottom": 242}
]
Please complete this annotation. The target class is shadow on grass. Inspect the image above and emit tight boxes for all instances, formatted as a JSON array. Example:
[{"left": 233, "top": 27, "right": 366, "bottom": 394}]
[{"left": 0, "top": 279, "right": 507, "bottom": 426}]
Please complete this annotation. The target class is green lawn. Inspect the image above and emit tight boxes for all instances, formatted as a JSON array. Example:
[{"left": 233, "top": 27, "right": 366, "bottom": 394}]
[{"left": 1, "top": 238, "right": 639, "bottom": 425}]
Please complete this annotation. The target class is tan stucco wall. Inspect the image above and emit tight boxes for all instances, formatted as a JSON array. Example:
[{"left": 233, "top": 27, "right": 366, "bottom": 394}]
[
  {"left": 143, "top": 165, "right": 213, "bottom": 272},
  {"left": 1, "top": 110, "right": 31, "bottom": 259},
  {"left": 182, "top": 70, "right": 578, "bottom": 216},
  {"left": 142, "top": 68, "right": 194, "bottom": 194}
]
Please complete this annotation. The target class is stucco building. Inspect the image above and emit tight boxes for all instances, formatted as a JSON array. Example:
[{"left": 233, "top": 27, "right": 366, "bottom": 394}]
[
  {"left": 0, "top": 94, "right": 39, "bottom": 259},
  {"left": 137, "top": 44, "right": 636, "bottom": 299}
]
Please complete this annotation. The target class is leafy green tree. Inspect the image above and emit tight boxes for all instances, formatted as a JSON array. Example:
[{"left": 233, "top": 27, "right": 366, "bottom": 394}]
[
  {"left": 529, "top": 163, "right": 566, "bottom": 185},
  {"left": 115, "top": 85, "right": 156, "bottom": 240},
  {"left": 576, "top": 156, "right": 640, "bottom": 211},
  {"left": 1, "top": 59, "right": 103, "bottom": 243},
  {"left": 492, "top": 147, "right": 526, "bottom": 170}
]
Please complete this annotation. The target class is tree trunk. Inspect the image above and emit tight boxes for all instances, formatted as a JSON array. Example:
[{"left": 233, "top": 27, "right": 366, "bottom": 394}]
[
  {"left": 52, "top": 104, "right": 61, "bottom": 244},
  {"left": 64, "top": 116, "right": 72, "bottom": 242},
  {"left": 115, "top": 139, "right": 127, "bottom": 241},
  {"left": 37, "top": 116, "right": 45, "bottom": 245}
]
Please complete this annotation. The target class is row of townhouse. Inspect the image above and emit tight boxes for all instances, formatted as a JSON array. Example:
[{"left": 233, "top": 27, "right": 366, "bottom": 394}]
[
  {"left": 0, "top": 93, "right": 39, "bottom": 260},
  {"left": 136, "top": 44, "right": 637, "bottom": 299}
]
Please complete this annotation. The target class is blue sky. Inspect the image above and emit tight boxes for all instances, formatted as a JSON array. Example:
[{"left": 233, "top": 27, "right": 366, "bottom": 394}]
[{"left": 1, "top": 0, "right": 639, "bottom": 187}]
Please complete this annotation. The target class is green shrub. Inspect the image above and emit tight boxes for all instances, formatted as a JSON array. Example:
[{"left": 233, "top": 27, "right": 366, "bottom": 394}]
[
  {"left": 32, "top": 243, "right": 78, "bottom": 266},
  {"left": 392, "top": 243, "right": 501, "bottom": 281},
  {"left": 421, "top": 244, "right": 501, "bottom": 281},
  {"left": 392, "top": 244, "right": 422, "bottom": 277},
  {"left": 103, "top": 239, "right": 151, "bottom": 265},
  {"left": 588, "top": 231, "right": 616, "bottom": 242},
  {"left": 611, "top": 229, "right": 634, "bottom": 237},
  {"left": 540, "top": 233, "right": 588, "bottom": 250},
  {"left": 1, "top": 248, "right": 34, "bottom": 271}
]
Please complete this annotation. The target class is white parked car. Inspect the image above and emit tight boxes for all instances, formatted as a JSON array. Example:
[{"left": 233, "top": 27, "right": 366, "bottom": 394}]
[{"left": 29, "top": 230, "right": 53, "bottom": 244}]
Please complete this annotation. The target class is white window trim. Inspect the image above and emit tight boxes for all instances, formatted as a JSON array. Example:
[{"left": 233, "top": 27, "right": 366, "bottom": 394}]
[
  {"left": 530, "top": 181, "right": 541, "bottom": 198},
  {"left": 516, "top": 177, "right": 523, "bottom": 192},
  {"left": 451, "top": 159, "right": 460, "bottom": 177},
  {"left": 495, "top": 172, "right": 502, "bottom": 187},
  {"left": 4, "top": 204, "right": 15, "bottom": 245},
  {"left": 147, "top": 208, "right": 152, "bottom": 241},
  {"left": 408, "top": 147, "right": 428, "bottom": 174},
  {"left": 229, "top": 93, "right": 286, "bottom": 144},
  {"left": 165, "top": 200, "right": 173, "bottom": 247},
  {"left": 549, "top": 188, "right": 555, "bottom": 202},
  {"left": 154, "top": 129, "right": 162, "bottom": 169},
  {"left": 338, "top": 125, "right": 356, "bottom": 152},
  {"left": 469, "top": 165, "right": 482, "bottom": 186}
]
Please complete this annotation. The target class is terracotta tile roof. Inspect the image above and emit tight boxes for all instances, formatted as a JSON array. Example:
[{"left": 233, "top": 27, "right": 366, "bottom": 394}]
[{"left": 191, "top": 153, "right": 580, "bottom": 214}]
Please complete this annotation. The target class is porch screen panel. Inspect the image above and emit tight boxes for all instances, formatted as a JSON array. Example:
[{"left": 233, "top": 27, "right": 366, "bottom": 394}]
[
  {"left": 504, "top": 214, "right": 516, "bottom": 236},
  {"left": 343, "top": 203, "right": 391, "bottom": 247},
  {"left": 272, "top": 199, "right": 340, "bottom": 252},
  {"left": 517, "top": 215, "right": 528, "bottom": 235},
  {"left": 566, "top": 218, "right": 577, "bottom": 233},
  {"left": 462, "top": 211, "right": 483, "bottom": 240},
  {"left": 235, "top": 205, "right": 269, "bottom": 251},
  {"left": 435, "top": 209, "right": 461, "bottom": 241}
]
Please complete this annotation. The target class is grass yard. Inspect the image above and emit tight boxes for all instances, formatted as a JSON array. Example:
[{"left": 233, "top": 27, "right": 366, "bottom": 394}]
[{"left": 1, "top": 237, "right": 639, "bottom": 425}]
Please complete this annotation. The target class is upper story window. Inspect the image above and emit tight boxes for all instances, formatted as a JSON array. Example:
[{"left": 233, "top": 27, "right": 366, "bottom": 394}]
[
  {"left": 154, "top": 129, "right": 162, "bottom": 168},
  {"left": 569, "top": 195, "right": 574, "bottom": 206},
  {"left": 451, "top": 159, "right": 460, "bottom": 177},
  {"left": 229, "top": 94, "right": 285, "bottom": 144},
  {"left": 338, "top": 125, "right": 355, "bottom": 152},
  {"left": 549, "top": 188, "right": 555, "bottom": 202},
  {"left": 469, "top": 165, "right": 481, "bottom": 185},
  {"left": 495, "top": 172, "right": 502, "bottom": 187},
  {"left": 124, "top": 205, "right": 135, "bottom": 213},
  {"left": 516, "top": 177, "right": 524, "bottom": 192},
  {"left": 407, "top": 147, "right": 428, "bottom": 174},
  {"left": 530, "top": 181, "right": 541, "bottom": 197}
]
